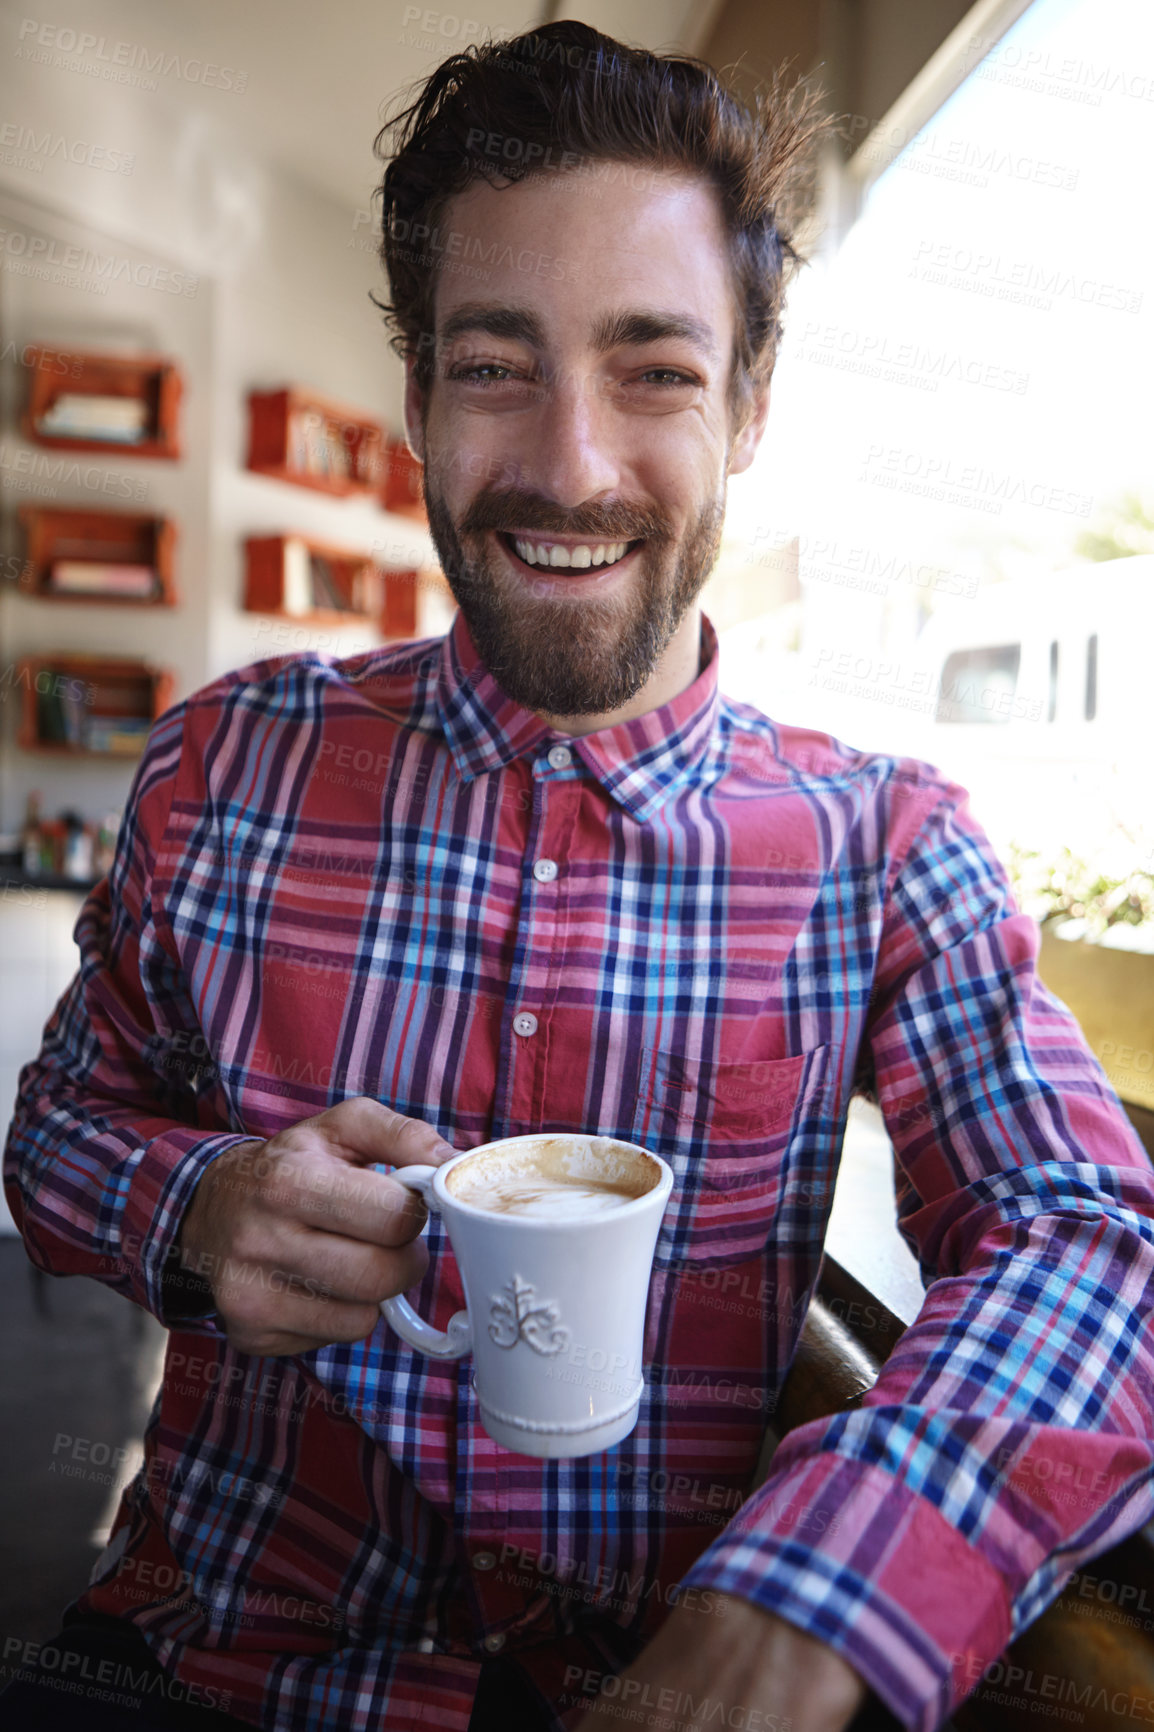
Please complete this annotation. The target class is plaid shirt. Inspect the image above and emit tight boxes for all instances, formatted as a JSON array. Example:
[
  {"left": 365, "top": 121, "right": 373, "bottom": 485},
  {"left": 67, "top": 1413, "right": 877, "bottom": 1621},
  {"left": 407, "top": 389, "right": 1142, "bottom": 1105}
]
[{"left": 6, "top": 611, "right": 1154, "bottom": 1732}]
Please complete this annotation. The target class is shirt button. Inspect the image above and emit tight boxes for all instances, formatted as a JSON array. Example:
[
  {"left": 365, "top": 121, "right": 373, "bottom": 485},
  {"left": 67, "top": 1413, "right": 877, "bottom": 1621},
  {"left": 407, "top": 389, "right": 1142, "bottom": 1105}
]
[
  {"left": 513, "top": 1012, "right": 538, "bottom": 1038},
  {"left": 482, "top": 1632, "right": 506, "bottom": 1653},
  {"left": 532, "top": 858, "right": 558, "bottom": 883},
  {"left": 472, "top": 1551, "right": 497, "bottom": 1572},
  {"left": 547, "top": 745, "right": 572, "bottom": 770}
]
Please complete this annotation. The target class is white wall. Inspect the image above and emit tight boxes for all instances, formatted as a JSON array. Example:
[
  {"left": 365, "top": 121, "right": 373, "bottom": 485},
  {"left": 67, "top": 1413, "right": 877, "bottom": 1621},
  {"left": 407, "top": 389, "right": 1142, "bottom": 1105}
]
[
  {"left": 205, "top": 166, "right": 435, "bottom": 684},
  {"left": 0, "top": 17, "right": 435, "bottom": 836},
  {"left": 0, "top": 187, "right": 218, "bottom": 833}
]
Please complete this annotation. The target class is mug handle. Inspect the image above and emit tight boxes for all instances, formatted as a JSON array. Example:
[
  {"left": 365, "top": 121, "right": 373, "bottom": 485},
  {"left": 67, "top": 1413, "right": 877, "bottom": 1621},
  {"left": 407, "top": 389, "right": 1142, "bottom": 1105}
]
[{"left": 379, "top": 1165, "right": 473, "bottom": 1360}]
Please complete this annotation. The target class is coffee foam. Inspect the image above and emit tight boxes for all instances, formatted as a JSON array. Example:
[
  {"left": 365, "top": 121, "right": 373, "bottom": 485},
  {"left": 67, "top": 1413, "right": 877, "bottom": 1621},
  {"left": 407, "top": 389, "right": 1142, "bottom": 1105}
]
[{"left": 446, "top": 1136, "right": 657, "bottom": 1220}]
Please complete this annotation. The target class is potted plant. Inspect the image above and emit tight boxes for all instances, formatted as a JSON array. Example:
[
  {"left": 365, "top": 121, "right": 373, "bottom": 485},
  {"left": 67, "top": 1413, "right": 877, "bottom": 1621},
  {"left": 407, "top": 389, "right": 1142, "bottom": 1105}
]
[{"left": 1007, "top": 841, "right": 1154, "bottom": 1113}]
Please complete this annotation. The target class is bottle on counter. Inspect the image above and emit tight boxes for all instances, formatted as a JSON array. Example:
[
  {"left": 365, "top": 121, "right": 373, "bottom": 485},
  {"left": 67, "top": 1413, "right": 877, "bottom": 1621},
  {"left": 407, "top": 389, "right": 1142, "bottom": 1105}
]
[
  {"left": 21, "top": 791, "right": 44, "bottom": 878},
  {"left": 62, "top": 812, "right": 94, "bottom": 882},
  {"left": 93, "top": 811, "right": 120, "bottom": 878},
  {"left": 40, "top": 818, "right": 66, "bottom": 876}
]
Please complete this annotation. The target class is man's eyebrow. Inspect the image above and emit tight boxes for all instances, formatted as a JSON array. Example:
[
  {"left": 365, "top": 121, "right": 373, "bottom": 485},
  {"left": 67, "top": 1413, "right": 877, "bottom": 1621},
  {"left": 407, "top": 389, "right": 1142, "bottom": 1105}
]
[
  {"left": 439, "top": 305, "right": 545, "bottom": 348},
  {"left": 590, "top": 309, "right": 721, "bottom": 361},
  {"left": 438, "top": 303, "right": 720, "bottom": 361}
]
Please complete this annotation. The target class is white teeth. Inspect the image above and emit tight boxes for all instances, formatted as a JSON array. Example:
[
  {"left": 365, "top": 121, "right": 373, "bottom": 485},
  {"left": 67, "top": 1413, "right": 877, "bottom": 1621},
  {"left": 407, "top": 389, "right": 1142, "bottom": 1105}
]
[{"left": 512, "top": 536, "right": 631, "bottom": 570}]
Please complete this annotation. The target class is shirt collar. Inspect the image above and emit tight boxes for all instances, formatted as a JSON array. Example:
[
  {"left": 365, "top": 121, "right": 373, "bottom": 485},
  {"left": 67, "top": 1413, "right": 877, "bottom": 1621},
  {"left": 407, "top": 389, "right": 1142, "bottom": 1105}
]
[{"left": 433, "top": 609, "right": 720, "bottom": 823}]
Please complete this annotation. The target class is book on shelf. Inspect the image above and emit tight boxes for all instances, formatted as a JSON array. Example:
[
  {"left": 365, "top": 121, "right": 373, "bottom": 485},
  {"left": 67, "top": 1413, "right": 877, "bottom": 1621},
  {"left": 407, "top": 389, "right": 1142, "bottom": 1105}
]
[
  {"left": 280, "top": 540, "right": 364, "bottom": 615},
  {"left": 288, "top": 408, "right": 353, "bottom": 482},
  {"left": 309, "top": 553, "right": 338, "bottom": 610},
  {"left": 48, "top": 560, "right": 158, "bottom": 598},
  {"left": 309, "top": 553, "right": 360, "bottom": 612},
  {"left": 282, "top": 538, "right": 312, "bottom": 616},
  {"left": 32, "top": 682, "right": 152, "bottom": 754},
  {"left": 85, "top": 716, "right": 152, "bottom": 754},
  {"left": 36, "top": 393, "right": 151, "bottom": 442},
  {"left": 35, "top": 684, "right": 89, "bottom": 746}
]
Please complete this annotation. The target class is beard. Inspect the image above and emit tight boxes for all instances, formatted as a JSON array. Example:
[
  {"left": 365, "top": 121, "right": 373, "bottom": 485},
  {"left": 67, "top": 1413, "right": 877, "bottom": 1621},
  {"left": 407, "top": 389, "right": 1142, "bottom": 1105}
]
[{"left": 422, "top": 471, "right": 725, "bottom": 717}]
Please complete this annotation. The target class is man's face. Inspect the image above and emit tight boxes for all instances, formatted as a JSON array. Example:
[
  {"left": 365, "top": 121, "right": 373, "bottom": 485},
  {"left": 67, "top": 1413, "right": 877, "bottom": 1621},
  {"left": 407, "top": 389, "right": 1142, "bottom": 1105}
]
[{"left": 404, "top": 164, "right": 767, "bottom": 719}]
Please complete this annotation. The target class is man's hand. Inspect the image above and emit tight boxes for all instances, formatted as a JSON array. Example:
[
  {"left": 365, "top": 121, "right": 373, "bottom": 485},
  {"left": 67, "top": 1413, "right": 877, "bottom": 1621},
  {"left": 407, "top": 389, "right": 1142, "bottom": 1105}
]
[
  {"left": 177, "top": 1097, "right": 457, "bottom": 1355},
  {"left": 573, "top": 1595, "right": 868, "bottom": 1732}
]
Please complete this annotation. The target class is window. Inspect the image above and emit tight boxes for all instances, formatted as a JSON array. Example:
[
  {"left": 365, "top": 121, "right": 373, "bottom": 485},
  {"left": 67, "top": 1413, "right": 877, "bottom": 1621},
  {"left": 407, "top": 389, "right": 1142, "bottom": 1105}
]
[
  {"left": 1085, "top": 634, "right": 1098, "bottom": 722},
  {"left": 936, "top": 645, "right": 1021, "bottom": 725}
]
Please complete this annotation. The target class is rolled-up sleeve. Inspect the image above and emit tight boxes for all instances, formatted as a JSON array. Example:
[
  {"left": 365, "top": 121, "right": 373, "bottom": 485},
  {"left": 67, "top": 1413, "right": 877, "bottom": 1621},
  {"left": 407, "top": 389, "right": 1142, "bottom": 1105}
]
[{"left": 682, "top": 783, "right": 1154, "bottom": 1732}]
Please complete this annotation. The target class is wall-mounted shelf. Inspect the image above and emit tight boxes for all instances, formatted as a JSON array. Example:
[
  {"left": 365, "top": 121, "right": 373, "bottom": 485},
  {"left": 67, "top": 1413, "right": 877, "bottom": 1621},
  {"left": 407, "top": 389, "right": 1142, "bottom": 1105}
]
[
  {"left": 243, "top": 534, "right": 378, "bottom": 624},
  {"left": 22, "top": 348, "right": 183, "bottom": 459},
  {"left": 381, "top": 437, "right": 425, "bottom": 521},
  {"left": 246, "top": 387, "right": 383, "bottom": 498},
  {"left": 15, "top": 654, "right": 174, "bottom": 757},
  {"left": 380, "top": 568, "right": 419, "bottom": 639},
  {"left": 17, "top": 506, "right": 176, "bottom": 605},
  {"left": 379, "top": 567, "right": 455, "bottom": 640}
]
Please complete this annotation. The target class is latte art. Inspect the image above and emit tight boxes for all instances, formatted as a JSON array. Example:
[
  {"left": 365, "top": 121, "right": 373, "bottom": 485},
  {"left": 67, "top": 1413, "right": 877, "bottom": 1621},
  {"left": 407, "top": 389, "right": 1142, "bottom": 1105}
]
[
  {"left": 445, "top": 1135, "right": 657, "bottom": 1219},
  {"left": 460, "top": 1174, "right": 640, "bottom": 1219}
]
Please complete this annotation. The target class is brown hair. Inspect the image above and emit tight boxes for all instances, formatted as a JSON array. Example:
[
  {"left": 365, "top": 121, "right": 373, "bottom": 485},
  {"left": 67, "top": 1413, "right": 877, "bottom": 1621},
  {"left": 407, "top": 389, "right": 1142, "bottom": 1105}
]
[{"left": 373, "top": 20, "right": 832, "bottom": 425}]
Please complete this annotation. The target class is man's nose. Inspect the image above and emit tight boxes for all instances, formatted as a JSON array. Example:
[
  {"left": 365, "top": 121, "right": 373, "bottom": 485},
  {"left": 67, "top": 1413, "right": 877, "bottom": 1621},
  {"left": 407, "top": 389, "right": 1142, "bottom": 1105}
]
[{"left": 517, "top": 369, "right": 620, "bottom": 507}]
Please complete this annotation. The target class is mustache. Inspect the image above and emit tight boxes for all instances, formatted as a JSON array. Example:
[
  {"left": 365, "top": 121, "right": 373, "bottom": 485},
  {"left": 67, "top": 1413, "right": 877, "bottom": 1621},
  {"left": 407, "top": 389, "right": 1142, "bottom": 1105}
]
[{"left": 459, "top": 487, "right": 673, "bottom": 543}]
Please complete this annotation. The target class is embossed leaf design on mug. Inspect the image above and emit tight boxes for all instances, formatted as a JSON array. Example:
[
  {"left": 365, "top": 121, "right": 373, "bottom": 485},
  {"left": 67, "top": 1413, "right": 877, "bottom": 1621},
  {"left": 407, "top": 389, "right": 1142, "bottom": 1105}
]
[{"left": 487, "top": 1274, "right": 570, "bottom": 1355}]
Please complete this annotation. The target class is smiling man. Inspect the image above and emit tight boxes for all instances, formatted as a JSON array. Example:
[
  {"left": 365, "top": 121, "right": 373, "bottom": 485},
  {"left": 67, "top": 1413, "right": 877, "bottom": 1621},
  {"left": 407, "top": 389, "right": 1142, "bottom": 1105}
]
[
  {"left": 6, "top": 19, "right": 1154, "bottom": 1732},
  {"left": 412, "top": 168, "right": 744, "bottom": 730}
]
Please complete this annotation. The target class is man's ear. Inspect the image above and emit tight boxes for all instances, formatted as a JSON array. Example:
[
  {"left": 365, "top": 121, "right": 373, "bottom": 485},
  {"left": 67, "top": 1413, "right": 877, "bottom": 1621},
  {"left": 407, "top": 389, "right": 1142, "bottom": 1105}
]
[
  {"left": 402, "top": 354, "right": 426, "bottom": 463},
  {"left": 728, "top": 382, "right": 771, "bottom": 477}
]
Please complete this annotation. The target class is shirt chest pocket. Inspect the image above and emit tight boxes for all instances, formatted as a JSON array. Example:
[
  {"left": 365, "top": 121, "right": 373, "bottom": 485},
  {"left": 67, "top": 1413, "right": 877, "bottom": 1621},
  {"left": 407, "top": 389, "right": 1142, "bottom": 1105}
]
[{"left": 631, "top": 1044, "right": 831, "bottom": 1268}]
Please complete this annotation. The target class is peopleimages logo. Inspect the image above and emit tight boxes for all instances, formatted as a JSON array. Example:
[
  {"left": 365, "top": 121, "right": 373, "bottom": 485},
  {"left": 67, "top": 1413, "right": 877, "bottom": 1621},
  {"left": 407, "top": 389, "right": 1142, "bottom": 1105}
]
[
  {"left": 0, "top": 123, "right": 133, "bottom": 173},
  {"left": 858, "top": 444, "right": 1094, "bottom": 519},
  {"left": 0, "top": 444, "right": 149, "bottom": 500},
  {"left": 0, "top": 1635, "right": 234, "bottom": 1716},
  {"left": 909, "top": 239, "right": 1143, "bottom": 315},
  {"left": 16, "top": 19, "right": 248, "bottom": 92},
  {"left": 952, "top": 1649, "right": 1154, "bottom": 1725},
  {"left": 0, "top": 227, "right": 198, "bottom": 295},
  {"left": 963, "top": 35, "right": 1154, "bottom": 106}
]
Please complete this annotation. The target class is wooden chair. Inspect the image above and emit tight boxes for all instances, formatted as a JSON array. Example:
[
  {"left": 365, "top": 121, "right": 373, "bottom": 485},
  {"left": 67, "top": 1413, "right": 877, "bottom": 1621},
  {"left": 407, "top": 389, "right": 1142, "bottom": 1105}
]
[{"left": 768, "top": 1257, "right": 1154, "bottom": 1731}]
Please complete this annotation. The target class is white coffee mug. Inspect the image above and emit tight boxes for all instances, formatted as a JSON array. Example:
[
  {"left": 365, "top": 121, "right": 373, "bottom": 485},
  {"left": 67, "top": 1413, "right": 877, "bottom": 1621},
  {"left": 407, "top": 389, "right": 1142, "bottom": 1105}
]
[{"left": 380, "top": 1133, "right": 673, "bottom": 1457}]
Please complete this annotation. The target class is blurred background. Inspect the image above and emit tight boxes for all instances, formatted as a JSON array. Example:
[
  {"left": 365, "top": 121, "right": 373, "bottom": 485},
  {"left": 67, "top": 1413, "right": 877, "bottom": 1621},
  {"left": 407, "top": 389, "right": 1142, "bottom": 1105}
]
[{"left": 1, "top": 0, "right": 1151, "bottom": 1651}]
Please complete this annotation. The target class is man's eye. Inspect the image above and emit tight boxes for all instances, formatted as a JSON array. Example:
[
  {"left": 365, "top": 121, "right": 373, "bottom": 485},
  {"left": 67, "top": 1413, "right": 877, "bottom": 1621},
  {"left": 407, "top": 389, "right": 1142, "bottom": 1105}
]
[
  {"left": 447, "top": 362, "right": 525, "bottom": 384},
  {"left": 637, "top": 368, "right": 696, "bottom": 387}
]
